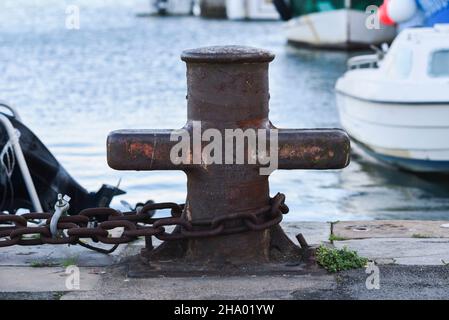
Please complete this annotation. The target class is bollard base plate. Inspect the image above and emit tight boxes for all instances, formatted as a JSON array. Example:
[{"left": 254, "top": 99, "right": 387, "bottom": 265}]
[
  {"left": 122, "top": 246, "right": 322, "bottom": 278},
  {"left": 121, "top": 226, "right": 323, "bottom": 278}
]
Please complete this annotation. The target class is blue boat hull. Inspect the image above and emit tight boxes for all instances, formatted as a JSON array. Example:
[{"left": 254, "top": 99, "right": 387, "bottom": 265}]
[{"left": 352, "top": 138, "right": 449, "bottom": 174}]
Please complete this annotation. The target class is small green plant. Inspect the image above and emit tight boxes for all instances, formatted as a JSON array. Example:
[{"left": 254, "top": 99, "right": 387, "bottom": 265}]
[
  {"left": 316, "top": 245, "right": 368, "bottom": 273},
  {"left": 52, "top": 291, "right": 65, "bottom": 300},
  {"left": 30, "top": 261, "right": 59, "bottom": 268},
  {"left": 22, "top": 234, "right": 41, "bottom": 240},
  {"left": 412, "top": 234, "right": 431, "bottom": 239},
  {"left": 329, "top": 234, "right": 348, "bottom": 242},
  {"left": 30, "top": 257, "right": 78, "bottom": 268},
  {"left": 61, "top": 257, "right": 78, "bottom": 267}
]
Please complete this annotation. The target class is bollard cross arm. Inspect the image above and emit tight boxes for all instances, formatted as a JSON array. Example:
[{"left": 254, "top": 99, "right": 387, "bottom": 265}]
[
  {"left": 277, "top": 128, "right": 350, "bottom": 170},
  {"left": 107, "top": 129, "right": 187, "bottom": 171}
]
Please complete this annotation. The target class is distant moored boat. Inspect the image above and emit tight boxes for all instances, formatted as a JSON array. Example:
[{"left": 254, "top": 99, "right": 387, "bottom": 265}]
[
  {"left": 279, "top": 0, "right": 397, "bottom": 49},
  {"left": 136, "top": 0, "right": 194, "bottom": 16},
  {"left": 336, "top": 25, "right": 449, "bottom": 173},
  {"left": 226, "top": 0, "right": 280, "bottom": 20}
]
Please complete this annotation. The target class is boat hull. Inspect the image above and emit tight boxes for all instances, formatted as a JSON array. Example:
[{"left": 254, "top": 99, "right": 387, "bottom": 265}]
[
  {"left": 135, "top": 0, "right": 193, "bottom": 16},
  {"left": 226, "top": 0, "right": 279, "bottom": 20},
  {"left": 352, "top": 136, "right": 449, "bottom": 173},
  {"left": 286, "top": 9, "right": 397, "bottom": 49},
  {"left": 336, "top": 92, "right": 449, "bottom": 173}
]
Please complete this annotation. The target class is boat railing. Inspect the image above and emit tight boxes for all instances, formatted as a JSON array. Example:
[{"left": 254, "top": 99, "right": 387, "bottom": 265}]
[
  {"left": 0, "top": 102, "right": 43, "bottom": 213},
  {"left": 347, "top": 54, "right": 380, "bottom": 69},
  {"left": 348, "top": 43, "right": 390, "bottom": 70}
]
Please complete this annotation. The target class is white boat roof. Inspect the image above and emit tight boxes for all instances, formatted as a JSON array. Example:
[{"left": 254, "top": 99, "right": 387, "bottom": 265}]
[
  {"left": 335, "top": 25, "right": 449, "bottom": 104},
  {"left": 397, "top": 24, "right": 449, "bottom": 42}
]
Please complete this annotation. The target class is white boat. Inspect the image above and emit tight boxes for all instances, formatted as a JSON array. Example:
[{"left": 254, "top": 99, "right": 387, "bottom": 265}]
[
  {"left": 226, "top": 0, "right": 280, "bottom": 20},
  {"left": 284, "top": 0, "right": 397, "bottom": 49},
  {"left": 336, "top": 25, "right": 449, "bottom": 173},
  {"left": 136, "top": 0, "right": 193, "bottom": 16}
]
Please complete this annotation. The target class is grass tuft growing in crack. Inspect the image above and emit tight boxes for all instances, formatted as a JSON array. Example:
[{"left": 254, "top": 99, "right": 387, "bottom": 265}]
[
  {"left": 329, "top": 234, "right": 348, "bottom": 242},
  {"left": 316, "top": 245, "right": 368, "bottom": 273},
  {"left": 30, "top": 261, "right": 59, "bottom": 268},
  {"left": 61, "top": 257, "right": 78, "bottom": 268},
  {"left": 412, "top": 234, "right": 431, "bottom": 239}
]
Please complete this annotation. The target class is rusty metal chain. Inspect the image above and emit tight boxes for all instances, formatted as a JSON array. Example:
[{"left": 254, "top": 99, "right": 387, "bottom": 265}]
[{"left": 0, "top": 193, "right": 289, "bottom": 249}]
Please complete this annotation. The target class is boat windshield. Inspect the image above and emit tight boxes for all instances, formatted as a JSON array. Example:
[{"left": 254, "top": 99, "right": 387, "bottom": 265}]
[
  {"left": 429, "top": 50, "right": 449, "bottom": 77},
  {"left": 384, "top": 46, "right": 413, "bottom": 79},
  {"left": 289, "top": 0, "right": 383, "bottom": 16}
]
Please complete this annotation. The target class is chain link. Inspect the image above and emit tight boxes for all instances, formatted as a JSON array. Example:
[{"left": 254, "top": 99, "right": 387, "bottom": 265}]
[{"left": 0, "top": 193, "right": 289, "bottom": 249}]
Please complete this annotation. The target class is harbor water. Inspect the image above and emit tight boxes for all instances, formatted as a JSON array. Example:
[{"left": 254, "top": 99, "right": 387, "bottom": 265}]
[{"left": 1, "top": 0, "right": 449, "bottom": 221}]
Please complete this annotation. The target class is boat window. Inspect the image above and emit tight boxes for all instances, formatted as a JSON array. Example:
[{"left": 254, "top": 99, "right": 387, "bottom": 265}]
[
  {"left": 385, "top": 47, "right": 413, "bottom": 79},
  {"left": 429, "top": 50, "right": 449, "bottom": 78}
]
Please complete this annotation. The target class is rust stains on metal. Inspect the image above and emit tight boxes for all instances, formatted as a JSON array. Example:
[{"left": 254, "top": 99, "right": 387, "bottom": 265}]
[
  {"left": 279, "top": 145, "right": 323, "bottom": 159},
  {"left": 128, "top": 141, "right": 154, "bottom": 160},
  {"left": 236, "top": 117, "right": 269, "bottom": 129}
]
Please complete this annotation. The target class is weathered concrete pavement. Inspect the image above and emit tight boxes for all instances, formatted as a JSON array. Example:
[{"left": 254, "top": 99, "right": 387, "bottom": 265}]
[
  {"left": 1, "top": 220, "right": 449, "bottom": 300},
  {"left": 333, "top": 220, "right": 449, "bottom": 265}
]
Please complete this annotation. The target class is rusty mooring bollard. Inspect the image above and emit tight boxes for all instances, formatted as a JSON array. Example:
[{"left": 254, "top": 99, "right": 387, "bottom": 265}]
[{"left": 107, "top": 46, "right": 350, "bottom": 267}]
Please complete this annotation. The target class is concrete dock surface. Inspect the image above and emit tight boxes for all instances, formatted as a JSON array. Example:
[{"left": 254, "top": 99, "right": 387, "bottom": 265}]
[{"left": 1, "top": 220, "right": 449, "bottom": 300}]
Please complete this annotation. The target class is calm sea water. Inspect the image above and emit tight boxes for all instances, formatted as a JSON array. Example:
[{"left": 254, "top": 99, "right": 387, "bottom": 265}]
[{"left": 1, "top": 0, "right": 449, "bottom": 221}]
